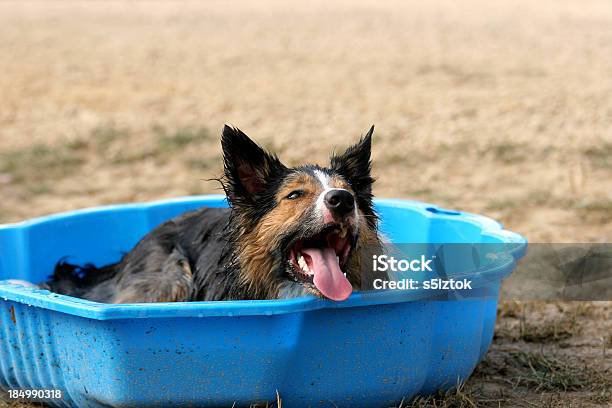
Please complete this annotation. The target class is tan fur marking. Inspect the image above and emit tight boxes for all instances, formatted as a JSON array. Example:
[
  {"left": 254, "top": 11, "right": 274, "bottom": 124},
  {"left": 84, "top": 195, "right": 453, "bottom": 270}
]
[
  {"left": 236, "top": 173, "right": 321, "bottom": 297},
  {"left": 327, "top": 174, "right": 352, "bottom": 192},
  {"left": 344, "top": 210, "right": 381, "bottom": 288}
]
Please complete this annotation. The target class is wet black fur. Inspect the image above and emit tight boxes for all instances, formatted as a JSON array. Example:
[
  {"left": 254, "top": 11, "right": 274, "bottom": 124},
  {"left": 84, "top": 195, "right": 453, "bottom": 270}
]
[
  {"left": 43, "top": 208, "right": 242, "bottom": 301},
  {"left": 42, "top": 125, "right": 378, "bottom": 302}
]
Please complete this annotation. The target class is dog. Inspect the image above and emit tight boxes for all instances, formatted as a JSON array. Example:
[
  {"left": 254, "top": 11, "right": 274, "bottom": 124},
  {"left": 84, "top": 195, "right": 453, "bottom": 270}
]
[{"left": 40, "top": 125, "right": 383, "bottom": 302}]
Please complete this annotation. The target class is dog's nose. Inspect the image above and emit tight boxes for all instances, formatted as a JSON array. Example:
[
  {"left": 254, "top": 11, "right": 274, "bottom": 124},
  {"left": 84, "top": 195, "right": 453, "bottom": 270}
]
[{"left": 324, "top": 189, "right": 355, "bottom": 216}]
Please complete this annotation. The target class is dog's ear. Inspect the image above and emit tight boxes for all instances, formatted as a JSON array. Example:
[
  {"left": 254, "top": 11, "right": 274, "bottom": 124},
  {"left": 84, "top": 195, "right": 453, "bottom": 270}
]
[
  {"left": 330, "top": 126, "right": 377, "bottom": 227},
  {"left": 221, "top": 125, "right": 287, "bottom": 206},
  {"left": 330, "top": 125, "right": 375, "bottom": 194}
]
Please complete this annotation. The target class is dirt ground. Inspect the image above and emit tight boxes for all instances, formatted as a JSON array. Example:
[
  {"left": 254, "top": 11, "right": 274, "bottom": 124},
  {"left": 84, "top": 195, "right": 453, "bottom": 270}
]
[{"left": 0, "top": 1, "right": 610, "bottom": 407}]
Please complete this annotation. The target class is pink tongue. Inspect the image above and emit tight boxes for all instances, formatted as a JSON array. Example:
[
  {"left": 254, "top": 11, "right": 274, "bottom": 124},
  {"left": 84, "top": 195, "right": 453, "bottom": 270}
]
[{"left": 301, "top": 247, "right": 352, "bottom": 301}]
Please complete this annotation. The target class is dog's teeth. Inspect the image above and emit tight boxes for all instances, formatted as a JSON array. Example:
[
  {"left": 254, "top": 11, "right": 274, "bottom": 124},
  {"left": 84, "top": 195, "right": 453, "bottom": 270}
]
[
  {"left": 336, "top": 256, "right": 340, "bottom": 263},
  {"left": 339, "top": 228, "right": 347, "bottom": 238},
  {"left": 297, "top": 254, "right": 310, "bottom": 273},
  {"left": 343, "top": 272, "right": 347, "bottom": 277}
]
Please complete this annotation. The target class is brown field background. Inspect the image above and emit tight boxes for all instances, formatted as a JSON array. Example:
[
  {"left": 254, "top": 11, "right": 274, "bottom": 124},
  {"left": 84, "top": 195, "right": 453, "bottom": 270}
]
[{"left": 0, "top": 1, "right": 610, "bottom": 407}]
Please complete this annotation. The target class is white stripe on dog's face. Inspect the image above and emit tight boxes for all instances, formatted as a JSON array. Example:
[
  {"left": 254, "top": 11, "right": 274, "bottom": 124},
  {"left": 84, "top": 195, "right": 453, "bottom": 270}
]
[
  {"left": 314, "top": 170, "right": 330, "bottom": 190},
  {"left": 314, "top": 170, "right": 334, "bottom": 223}
]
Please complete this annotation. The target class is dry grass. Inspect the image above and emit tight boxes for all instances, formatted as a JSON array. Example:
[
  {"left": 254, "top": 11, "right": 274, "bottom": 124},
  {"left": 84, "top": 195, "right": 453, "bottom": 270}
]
[
  {"left": 509, "top": 351, "right": 608, "bottom": 393},
  {"left": 0, "top": 0, "right": 611, "bottom": 243},
  {"left": 0, "top": 0, "right": 611, "bottom": 407},
  {"left": 0, "top": 397, "right": 44, "bottom": 408},
  {"left": 489, "top": 301, "right": 612, "bottom": 406},
  {"left": 406, "top": 383, "right": 482, "bottom": 408},
  {"left": 518, "top": 317, "right": 580, "bottom": 343}
]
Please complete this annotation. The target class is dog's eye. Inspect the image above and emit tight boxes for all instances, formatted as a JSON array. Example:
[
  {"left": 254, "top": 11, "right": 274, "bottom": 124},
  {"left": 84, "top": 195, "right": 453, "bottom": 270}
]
[{"left": 286, "top": 190, "right": 304, "bottom": 200}]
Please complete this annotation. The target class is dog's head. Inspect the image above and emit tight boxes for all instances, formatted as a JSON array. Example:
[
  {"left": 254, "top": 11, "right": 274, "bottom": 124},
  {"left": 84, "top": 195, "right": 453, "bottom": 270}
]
[{"left": 220, "top": 125, "right": 380, "bottom": 301}]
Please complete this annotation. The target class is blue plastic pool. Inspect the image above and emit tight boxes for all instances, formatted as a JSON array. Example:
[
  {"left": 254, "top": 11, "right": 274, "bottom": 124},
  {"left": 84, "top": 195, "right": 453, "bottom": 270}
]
[{"left": 0, "top": 195, "right": 526, "bottom": 407}]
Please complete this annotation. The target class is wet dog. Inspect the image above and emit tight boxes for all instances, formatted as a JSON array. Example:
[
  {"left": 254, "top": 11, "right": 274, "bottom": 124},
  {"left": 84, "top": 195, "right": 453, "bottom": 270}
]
[{"left": 42, "top": 125, "right": 383, "bottom": 302}]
